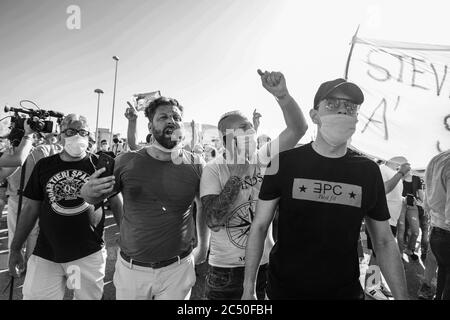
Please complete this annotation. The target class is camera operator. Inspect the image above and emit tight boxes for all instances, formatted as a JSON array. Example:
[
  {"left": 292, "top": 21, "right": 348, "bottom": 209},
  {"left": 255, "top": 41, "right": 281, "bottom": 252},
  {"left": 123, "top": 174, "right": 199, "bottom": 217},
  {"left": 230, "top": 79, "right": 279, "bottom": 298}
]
[{"left": 5, "top": 131, "right": 64, "bottom": 266}]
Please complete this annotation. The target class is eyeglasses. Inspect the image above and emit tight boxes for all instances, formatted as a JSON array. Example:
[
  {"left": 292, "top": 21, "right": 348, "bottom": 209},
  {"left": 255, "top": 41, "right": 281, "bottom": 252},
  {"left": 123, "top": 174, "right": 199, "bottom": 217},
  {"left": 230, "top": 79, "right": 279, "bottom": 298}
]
[
  {"left": 325, "top": 98, "right": 360, "bottom": 115},
  {"left": 62, "top": 128, "right": 90, "bottom": 137}
]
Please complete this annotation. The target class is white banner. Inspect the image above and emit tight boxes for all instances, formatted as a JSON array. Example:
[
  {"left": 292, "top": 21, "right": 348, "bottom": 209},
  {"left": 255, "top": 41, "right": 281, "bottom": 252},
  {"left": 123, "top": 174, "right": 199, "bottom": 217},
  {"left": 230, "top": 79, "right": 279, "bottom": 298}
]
[{"left": 348, "top": 37, "right": 450, "bottom": 168}]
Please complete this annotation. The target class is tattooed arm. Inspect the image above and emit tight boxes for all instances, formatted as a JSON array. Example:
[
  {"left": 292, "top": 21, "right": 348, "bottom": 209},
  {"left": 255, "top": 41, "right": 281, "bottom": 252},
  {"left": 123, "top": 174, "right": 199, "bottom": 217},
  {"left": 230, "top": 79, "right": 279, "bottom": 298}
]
[{"left": 202, "top": 176, "right": 243, "bottom": 232}]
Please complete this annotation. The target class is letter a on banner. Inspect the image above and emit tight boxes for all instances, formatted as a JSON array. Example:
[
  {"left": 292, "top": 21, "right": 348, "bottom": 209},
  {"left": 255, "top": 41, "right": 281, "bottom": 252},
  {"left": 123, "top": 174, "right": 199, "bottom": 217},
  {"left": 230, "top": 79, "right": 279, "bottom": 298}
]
[{"left": 346, "top": 37, "right": 450, "bottom": 168}]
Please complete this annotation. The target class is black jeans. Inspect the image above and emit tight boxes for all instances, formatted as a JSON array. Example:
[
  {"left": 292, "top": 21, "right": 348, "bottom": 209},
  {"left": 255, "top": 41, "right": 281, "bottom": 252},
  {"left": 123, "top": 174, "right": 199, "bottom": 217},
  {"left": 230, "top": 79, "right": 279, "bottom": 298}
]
[
  {"left": 205, "top": 264, "right": 267, "bottom": 300},
  {"left": 430, "top": 227, "right": 450, "bottom": 300}
]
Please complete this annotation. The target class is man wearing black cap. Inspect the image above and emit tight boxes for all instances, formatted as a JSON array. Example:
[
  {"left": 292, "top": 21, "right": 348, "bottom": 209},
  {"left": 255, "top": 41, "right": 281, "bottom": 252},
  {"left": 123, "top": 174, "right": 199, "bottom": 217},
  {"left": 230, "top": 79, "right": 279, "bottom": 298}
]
[{"left": 242, "top": 79, "right": 409, "bottom": 300}]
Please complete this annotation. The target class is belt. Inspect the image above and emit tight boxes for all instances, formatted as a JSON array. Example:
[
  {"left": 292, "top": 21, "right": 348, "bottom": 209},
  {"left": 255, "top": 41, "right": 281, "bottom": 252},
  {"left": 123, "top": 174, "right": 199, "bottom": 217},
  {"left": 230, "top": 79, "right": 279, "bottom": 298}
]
[{"left": 120, "top": 248, "right": 192, "bottom": 269}]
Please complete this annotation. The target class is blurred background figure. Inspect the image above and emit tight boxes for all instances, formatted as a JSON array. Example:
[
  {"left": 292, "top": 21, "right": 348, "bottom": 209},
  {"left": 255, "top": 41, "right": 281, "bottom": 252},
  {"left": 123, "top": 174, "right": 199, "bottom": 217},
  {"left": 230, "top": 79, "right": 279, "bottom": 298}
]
[
  {"left": 111, "top": 133, "right": 125, "bottom": 156},
  {"left": 192, "top": 144, "right": 204, "bottom": 158},
  {"left": 97, "top": 139, "right": 115, "bottom": 158},
  {"left": 257, "top": 134, "right": 271, "bottom": 150},
  {"left": 203, "top": 144, "right": 216, "bottom": 163}
]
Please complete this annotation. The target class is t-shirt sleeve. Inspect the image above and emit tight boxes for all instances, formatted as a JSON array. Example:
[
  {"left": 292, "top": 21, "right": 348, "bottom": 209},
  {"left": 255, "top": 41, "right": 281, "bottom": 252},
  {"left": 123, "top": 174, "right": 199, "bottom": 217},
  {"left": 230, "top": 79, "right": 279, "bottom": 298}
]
[
  {"left": 366, "top": 163, "right": 391, "bottom": 221},
  {"left": 23, "top": 159, "right": 44, "bottom": 201},
  {"left": 200, "top": 163, "right": 222, "bottom": 198},
  {"left": 259, "top": 159, "right": 282, "bottom": 201}
]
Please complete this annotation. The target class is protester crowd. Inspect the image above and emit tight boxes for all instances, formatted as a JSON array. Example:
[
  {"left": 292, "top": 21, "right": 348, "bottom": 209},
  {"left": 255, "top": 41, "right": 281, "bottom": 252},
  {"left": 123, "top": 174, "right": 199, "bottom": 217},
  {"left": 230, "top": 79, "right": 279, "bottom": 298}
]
[{"left": 1, "top": 70, "right": 449, "bottom": 300}]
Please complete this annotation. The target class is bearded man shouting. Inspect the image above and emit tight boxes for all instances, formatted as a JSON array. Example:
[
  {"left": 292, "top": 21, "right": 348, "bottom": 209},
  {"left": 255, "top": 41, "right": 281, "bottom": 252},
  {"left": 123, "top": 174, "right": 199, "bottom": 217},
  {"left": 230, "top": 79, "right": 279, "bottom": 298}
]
[{"left": 81, "top": 97, "right": 208, "bottom": 300}]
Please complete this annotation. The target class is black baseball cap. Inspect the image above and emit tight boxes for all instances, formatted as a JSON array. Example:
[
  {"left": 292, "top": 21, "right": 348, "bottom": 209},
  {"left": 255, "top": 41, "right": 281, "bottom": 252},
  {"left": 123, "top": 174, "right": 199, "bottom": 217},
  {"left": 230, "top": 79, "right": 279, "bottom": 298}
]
[{"left": 313, "top": 78, "right": 364, "bottom": 108}]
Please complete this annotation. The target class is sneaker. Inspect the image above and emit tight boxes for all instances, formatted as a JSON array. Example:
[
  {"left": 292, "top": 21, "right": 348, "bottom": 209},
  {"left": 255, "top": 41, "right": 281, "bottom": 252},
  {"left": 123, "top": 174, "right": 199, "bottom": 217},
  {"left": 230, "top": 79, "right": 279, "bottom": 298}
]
[
  {"left": 380, "top": 284, "right": 393, "bottom": 298},
  {"left": 365, "top": 287, "right": 389, "bottom": 300},
  {"left": 417, "top": 283, "right": 435, "bottom": 300}
]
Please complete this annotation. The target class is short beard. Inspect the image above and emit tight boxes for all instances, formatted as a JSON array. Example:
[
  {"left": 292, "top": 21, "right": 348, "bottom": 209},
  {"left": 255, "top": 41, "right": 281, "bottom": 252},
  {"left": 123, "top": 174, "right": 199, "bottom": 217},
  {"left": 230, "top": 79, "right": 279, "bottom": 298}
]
[{"left": 152, "top": 128, "right": 179, "bottom": 149}]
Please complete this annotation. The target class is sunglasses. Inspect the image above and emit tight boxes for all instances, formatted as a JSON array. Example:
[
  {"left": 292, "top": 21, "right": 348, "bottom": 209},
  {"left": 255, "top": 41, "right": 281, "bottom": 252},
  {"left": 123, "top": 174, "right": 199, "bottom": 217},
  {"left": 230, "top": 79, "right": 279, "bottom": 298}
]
[
  {"left": 62, "top": 128, "right": 90, "bottom": 137},
  {"left": 325, "top": 98, "right": 360, "bottom": 115}
]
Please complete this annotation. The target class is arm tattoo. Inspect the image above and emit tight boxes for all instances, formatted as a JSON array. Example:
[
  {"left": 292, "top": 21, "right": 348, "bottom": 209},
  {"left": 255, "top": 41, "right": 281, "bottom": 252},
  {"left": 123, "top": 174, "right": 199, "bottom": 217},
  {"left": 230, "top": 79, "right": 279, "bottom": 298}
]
[{"left": 201, "top": 176, "right": 243, "bottom": 232}]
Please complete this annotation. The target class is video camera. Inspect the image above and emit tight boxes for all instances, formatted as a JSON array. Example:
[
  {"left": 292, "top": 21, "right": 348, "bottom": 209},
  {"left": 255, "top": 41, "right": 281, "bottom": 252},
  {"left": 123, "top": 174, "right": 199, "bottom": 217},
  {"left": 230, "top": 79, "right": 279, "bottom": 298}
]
[{"left": 4, "top": 104, "right": 65, "bottom": 146}]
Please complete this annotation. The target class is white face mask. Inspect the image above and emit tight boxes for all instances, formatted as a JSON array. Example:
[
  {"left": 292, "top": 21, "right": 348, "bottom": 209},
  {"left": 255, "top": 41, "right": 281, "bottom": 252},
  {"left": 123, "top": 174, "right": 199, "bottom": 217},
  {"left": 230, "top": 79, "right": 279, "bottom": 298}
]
[
  {"left": 319, "top": 114, "right": 358, "bottom": 147},
  {"left": 64, "top": 135, "right": 89, "bottom": 157},
  {"left": 150, "top": 136, "right": 183, "bottom": 153}
]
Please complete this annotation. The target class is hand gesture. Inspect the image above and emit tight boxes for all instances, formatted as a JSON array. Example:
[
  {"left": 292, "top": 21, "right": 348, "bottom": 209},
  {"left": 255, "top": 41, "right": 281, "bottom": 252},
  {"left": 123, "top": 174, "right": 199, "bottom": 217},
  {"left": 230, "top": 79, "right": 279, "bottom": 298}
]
[
  {"left": 24, "top": 117, "right": 38, "bottom": 135},
  {"left": 252, "top": 109, "right": 262, "bottom": 132},
  {"left": 257, "top": 69, "right": 289, "bottom": 99},
  {"left": 125, "top": 102, "right": 138, "bottom": 121},
  {"left": 80, "top": 168, "right": 115, "bottom": 200},
  {"left": 8, "top": 249, "right": 25, "bottom": 278}
]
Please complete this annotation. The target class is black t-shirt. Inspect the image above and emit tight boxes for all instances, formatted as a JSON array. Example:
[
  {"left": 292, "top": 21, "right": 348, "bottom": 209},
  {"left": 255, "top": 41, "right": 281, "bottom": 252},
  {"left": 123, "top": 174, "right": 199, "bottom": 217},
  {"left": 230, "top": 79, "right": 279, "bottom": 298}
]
[
  {"left": 24, "top": 154, "right": 105, "bottom": 263},
  {"left": 259, "top": 143, "right": 390, "bottom": 299},
  {"left": 402, "top": 175, "right": 422, "bottom": 205},
  {"left": 96, "top": 150, "right": 116, "bottom": 159}
]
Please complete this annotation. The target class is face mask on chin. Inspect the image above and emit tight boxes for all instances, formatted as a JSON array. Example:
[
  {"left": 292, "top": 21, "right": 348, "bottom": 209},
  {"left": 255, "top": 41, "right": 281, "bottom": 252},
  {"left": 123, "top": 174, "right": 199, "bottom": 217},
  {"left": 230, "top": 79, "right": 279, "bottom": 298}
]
[
  {"left": 318, "top": 114, "right": 358, "bottom": 147},
  {"left": 64, "top": 135, "right": 89, "bottom": 157},
  {"left": 150, "top": 127, "right": 184, "bottom": 153}
]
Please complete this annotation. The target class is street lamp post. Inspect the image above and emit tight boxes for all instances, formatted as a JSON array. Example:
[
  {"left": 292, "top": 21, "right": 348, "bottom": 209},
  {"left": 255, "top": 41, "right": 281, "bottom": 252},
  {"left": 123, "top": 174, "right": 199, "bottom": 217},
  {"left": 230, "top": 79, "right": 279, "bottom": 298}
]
[
  {"left": 110, "top": 55, "right": 119, "bottom": 146},
  {"left": 94, "top": 89, "right": 104, "bottom": 150}
]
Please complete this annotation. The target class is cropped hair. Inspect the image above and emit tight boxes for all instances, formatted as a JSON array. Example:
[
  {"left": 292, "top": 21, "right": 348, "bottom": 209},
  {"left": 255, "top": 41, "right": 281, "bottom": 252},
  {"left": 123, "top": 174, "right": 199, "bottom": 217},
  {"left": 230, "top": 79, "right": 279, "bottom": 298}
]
[{"left": 144, "top": 97, "right": 184, "bottom": 122}]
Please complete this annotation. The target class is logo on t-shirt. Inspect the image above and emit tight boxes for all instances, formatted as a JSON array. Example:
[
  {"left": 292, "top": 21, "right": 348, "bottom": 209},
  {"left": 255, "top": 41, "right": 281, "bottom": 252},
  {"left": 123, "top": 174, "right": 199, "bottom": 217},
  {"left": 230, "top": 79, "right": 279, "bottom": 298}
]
[
  {"left": 46, "top": 169, "right": 91, "bottom": 216},
  {"left": 226, "top": 199, "right": 256, "bottom": 249},
  {"left": 292, "top": 178, "right": 362, "bottom": 208}
]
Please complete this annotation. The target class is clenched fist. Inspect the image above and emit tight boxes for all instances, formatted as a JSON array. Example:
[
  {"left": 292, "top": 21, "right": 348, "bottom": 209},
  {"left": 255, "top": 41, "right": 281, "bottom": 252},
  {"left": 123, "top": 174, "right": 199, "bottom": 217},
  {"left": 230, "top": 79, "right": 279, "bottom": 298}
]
[
  {"left": 252, "top": 109, "right": 262, "bottom": 132},
  {"left": 257, "top": 69, "right": 289, "bottom": 100},
  {"left": 125, "top": 102, "right": 138, "bottom": 121}
]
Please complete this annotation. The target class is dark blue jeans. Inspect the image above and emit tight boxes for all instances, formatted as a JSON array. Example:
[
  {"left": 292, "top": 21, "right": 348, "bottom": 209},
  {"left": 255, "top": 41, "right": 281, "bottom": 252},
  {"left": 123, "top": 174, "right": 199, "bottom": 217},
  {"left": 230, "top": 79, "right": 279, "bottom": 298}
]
[
  {"left": 205, "top": 264, "right": 267, "bottom": 300},
  {"left": 430, "top": 227, "right": 450, "bottom": 300}
]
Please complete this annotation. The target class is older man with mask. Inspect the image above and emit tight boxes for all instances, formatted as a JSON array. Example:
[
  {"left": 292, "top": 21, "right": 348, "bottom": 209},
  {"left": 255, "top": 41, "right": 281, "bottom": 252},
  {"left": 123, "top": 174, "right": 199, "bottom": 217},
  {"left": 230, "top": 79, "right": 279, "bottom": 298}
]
[
  {"left": 199, "top": 69, "right": 308, "bottom": 300},
  {"left": 8, "top": 114, "right": 106, "bottom": 300},
  {"left": 81, "top": 97, "right": 208, "bottom": 300},
  {"left": 242, "top": 78, "right": 409, "bottom": 300}
]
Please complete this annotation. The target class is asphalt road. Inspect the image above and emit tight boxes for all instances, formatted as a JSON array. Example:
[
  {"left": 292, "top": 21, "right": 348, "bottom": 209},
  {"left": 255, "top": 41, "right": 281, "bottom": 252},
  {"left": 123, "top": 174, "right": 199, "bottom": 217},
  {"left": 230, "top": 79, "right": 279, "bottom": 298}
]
[{"left": 0, "top": 209, "right": 429, "bottom": 300}]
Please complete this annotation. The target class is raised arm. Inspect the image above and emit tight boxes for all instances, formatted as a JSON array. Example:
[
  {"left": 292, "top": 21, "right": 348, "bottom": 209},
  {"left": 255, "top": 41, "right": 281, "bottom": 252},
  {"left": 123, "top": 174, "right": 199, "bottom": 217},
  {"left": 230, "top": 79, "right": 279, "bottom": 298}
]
[
  {"left": 257, "top": 70, "right": 308, "bottom": 153},
  {"left": 384, "top": 163, "right": 410, "bottom": 194},
  {"left": 125, "top": 104, "right": 139, "bottom": 151},
  {"left": 0, "top": 121, "right": 35, "bottom": 167}
]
